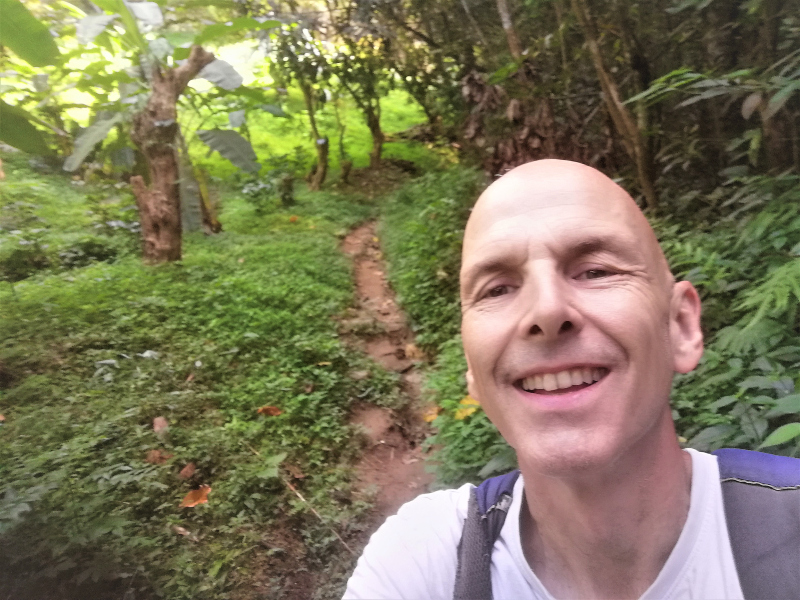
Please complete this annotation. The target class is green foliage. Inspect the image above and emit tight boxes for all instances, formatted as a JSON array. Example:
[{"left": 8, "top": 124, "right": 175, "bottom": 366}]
[
  {"left": 0, "top": 0, "right": 61, "bottom": 67},
  {"left": 380, "top": 167, "right": 486, "bottom": 351},
  {"left": 422, "top": 337, "right": 513, "bottom": 486},
  {"left": 0, "top": 158, "right": 388, "bottom": 598}
]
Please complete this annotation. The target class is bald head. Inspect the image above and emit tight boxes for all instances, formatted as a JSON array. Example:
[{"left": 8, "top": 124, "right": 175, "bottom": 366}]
[{"left": 462, "top": 159, "right": 673, "bottom": 300}]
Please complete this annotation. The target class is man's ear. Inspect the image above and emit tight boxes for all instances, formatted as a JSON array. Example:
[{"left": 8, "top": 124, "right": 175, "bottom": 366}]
[
  {"left": 670, "top": 280, "right": 703, "bottom": 374},
  {"left": 465, "top": 357, "right": 479, "bottom": 401}
]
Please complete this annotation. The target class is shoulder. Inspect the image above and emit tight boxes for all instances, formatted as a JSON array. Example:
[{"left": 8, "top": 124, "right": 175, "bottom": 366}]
[{"left": 343, "top": 483, "right": 473, "bottom": 600}]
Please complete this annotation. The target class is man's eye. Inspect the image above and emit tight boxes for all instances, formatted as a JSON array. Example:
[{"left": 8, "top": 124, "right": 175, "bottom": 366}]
[
  {"left": 485, "top": 285, "right": 510, "bottom": 298},
  {"left": 581, "top": 269, "right": 610, "bottom": 280}
]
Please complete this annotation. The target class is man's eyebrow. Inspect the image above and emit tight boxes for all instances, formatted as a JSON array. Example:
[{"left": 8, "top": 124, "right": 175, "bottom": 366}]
[
  {"left": 461, "top": 253, "right": 523, "bottom": 297},
  {"left": 564, "top": 234, "right": 641, "bottom": 262}
]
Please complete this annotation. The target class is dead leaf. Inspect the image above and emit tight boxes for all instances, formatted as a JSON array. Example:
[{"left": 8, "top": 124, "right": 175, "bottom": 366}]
[
  {"left": 289, "top": 215, "right": 299, "bottom": 223},
  {"left": 178, "top": 462, "right": 196, "bottom": 479},
  {"left": 185, "top": 372, "right": 195, "bottom": 382},
  {"left": 304, "top": 383, "right": 315, "bottom": 393},
  {"left": 0, "top": 414, "right": 5, "bottom": 423},
  {"left": 286, "top": 463, "right": 305, "bottom": 479},
  {"left": 180, "top": 485, "right": 211, "bottom": 508},
  {"left": 146, "top": 449, "right": 173, "bottom": 464},
  {"left": 348, "top": 370, "right": 369, "bottom": 381},
  {"left": 372, "top": 236, "right": 379, "bottom": 243},
  {"left": 257, "top": 405, "right": 282, "bottom": 416},
  {"left": 316, "top": 361, "right": 332, "bottom": 366},
  {"left": 238, "top": 257, "right": 245, "bottom": 263},
  {"left": 422, "top": 406, "right": 440, "bottom": 423}
]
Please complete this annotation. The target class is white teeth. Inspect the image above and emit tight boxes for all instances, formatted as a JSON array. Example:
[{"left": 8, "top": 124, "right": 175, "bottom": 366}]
[
  {"left": 542, "top": 373, "right": 558, "bottom": 391},
  {"left": 521, "top": 368, "right": 607, "bottom": 392},
  {"left": 556, "top": 371, "right": 572, "bottom": 389}
]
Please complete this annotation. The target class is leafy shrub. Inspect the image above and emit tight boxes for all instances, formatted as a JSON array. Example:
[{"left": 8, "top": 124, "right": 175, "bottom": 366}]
[
  {"left": 380, "top": 167, "right": 486, "bottom": 352},
  {"left": 240, "top": 146, "right": 310, "bottom": 213},
  {"left": 423, "top": 337, "right": 512, "bottom": 486},
  {"left": 0, "top": 238, "right": 51, "bottom": 283},
  {"left": 58, "top": 235, "right": 120, "bottom": 269}
]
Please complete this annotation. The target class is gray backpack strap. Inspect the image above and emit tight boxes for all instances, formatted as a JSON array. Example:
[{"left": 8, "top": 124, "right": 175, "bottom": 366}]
[
  {"left": 713, "top": 448, "right": 800, "bottom": 600},
  {"left": 454, "top": 470, "right": 520, "bottom": 600}
]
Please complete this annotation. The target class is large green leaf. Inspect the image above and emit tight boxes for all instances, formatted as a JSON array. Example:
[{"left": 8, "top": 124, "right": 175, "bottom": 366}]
[
  {"left": 76, "top": 14, "right": 118, "bottom": 45},
  {"left": 194, "top": 17, "right": 280, "bottom": 45},
  {"left": 198, "top": 60, "right": 243, "bottom": 91},
  {"left": 91, "top": 0, "right": 147, "bottom": 52},
  {"left": 0, "top": 101, "right": 52, "bottom": 155},
  {"left": 0, "top": 0, "right": 61, "bottom": 66},
  {"left": 197, "top": 129, "right": 260, "bottom": 173},
  {"left": 63, "top": 113, "right": 123, "bottom": 172},
  {"left": 758, "top": 423, "right": 800, "bottom": 449}
]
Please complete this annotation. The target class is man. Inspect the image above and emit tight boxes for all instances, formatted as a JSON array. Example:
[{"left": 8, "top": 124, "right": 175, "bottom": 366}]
[{"left": 344, "top": 160, "right": 798, "bottom": 599}]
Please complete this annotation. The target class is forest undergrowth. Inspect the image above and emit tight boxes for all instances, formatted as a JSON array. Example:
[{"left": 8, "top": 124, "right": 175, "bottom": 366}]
[{"left": 0, "top": 152, "right": 405, "bottom": 599}]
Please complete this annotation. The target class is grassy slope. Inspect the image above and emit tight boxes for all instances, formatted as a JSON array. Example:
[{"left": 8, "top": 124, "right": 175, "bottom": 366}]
[{"left": 0, "top": 153, "right": 401, "bottom": 599}]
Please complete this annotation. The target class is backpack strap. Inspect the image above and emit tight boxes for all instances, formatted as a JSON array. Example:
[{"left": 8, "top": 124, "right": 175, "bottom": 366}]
[
  {"left": 712, "top": 448, "right": 800, "bottom": 600},
  {"left": 453, "top": 470, "right": 520, "bottom": 600}
]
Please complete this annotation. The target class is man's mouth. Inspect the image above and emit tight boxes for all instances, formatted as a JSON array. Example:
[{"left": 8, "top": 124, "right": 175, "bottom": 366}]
[{"left": 518, "top": 368, "right": 609, "bottom": 394}]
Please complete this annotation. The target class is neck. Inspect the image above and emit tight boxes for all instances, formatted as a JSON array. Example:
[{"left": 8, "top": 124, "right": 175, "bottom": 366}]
[{"left": 518, "top": 413, "right": 692, "bottom": 600}]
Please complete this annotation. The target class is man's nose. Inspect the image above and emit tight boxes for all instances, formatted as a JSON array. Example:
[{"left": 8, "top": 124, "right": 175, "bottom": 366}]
[{"left": 517, "top": 270, "right": 583, "bottom": 340}]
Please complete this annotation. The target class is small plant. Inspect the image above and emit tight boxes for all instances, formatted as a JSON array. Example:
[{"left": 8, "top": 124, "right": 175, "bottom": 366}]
[{"left": 240, "top": 146, "right": 311, "bottom": 212}]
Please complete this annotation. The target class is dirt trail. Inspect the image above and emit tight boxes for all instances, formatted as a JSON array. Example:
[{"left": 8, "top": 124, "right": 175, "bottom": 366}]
[{"left": 341, "top": 221, "right": 434, "bottom": 522}]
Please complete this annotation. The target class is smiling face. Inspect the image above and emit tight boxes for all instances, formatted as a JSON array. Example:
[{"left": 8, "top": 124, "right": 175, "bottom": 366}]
[{"left": 460, "top": 160, "right": 703, "bottom": 476}]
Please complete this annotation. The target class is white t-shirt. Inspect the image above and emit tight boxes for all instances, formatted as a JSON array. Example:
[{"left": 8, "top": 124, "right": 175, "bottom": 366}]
[{"left": 344, "top": 449, "right": 744, "bottom": 600}]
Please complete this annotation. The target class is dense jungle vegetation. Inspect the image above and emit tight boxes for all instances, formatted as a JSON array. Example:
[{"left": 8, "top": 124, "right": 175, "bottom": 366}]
[{"left": 1, "top": 0, "right": 800, "bottom": 597}]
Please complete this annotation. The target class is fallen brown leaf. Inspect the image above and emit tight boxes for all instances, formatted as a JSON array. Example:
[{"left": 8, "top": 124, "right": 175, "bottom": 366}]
[
  {"left": 178, "top": 462, "right": 196, "bottom": 479},
  {"left": 256, "top": 405, "right": 282, "bottom": 416},
  {"left": 185, "top": 372, "right": 195, "bottom": 382},
  {"left": 289, "top": 215, "right": 299, "bottom": 223},
  {"left": 145, "top": 449, "right": 173, "bottom": 464},
  {"left": 180, "top": 485, "right": 211, "bottom": 508},
  {"left": 316, "top": 361, "right": 331, "bottom": 366},
  {"left": 285, "top": 463, "right": 306, "bottom": 479}
]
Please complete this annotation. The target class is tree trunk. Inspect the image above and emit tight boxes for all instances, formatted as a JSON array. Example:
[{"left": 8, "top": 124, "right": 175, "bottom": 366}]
[
  {"left": 311, "top": 138, "right": 329, "bottom": 190},
  {"left": 130, "top": 45, "right": 214, "bottom": 263},
  {"left": 496, "top": 0, "right": 523, "bottom": 59},
  {"left": 301, "top": 81, "right": 328, "bottom": 190},
  {"left": 367, "top": 109, "right": 384, "bottom": 168},
  {"left": 571, "top": 0, "right": 658, "bottom": 210}
]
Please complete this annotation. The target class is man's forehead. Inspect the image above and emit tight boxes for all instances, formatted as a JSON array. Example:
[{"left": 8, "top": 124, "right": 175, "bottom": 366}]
[{"left": 464, "top": 161, "right": 639, "bottom": 249}]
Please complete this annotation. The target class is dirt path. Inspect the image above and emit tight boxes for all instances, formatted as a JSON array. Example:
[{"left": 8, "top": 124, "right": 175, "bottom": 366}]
[{"left": 341, "top": 221, "right": 434, "bottom": 522}]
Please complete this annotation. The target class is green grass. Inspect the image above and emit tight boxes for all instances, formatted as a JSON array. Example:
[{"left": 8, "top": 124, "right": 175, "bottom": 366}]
[{"left": 0, "top": 155, "right": 396, "bottom": 598}]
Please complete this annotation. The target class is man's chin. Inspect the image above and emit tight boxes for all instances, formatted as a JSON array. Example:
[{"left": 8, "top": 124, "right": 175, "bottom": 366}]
[{"left": 514, "top": 434, "right": 619, "bottom": 479}]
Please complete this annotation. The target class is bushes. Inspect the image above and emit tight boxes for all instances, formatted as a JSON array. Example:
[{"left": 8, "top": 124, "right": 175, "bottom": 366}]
[{"left": 380, "top": 167, "right": 486, "bottom": 351}]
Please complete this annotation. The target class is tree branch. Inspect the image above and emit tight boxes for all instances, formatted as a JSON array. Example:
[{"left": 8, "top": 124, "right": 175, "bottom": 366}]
[{"left": 174, "top": 45, "right": 216, "bottom": 96}]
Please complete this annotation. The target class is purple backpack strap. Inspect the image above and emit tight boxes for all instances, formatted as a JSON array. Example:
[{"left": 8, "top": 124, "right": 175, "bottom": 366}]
[
  {"left": 453, "top": 470, "right": 520, "bottom": 600},
  {"left": 713, "top": 448, "right": 800, "bottom": 599}
]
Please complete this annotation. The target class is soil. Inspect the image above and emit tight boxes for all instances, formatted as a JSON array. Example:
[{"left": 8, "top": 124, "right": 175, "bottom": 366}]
[{"left": 341, "top": 221, "right": 434, "bottom": 521}]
